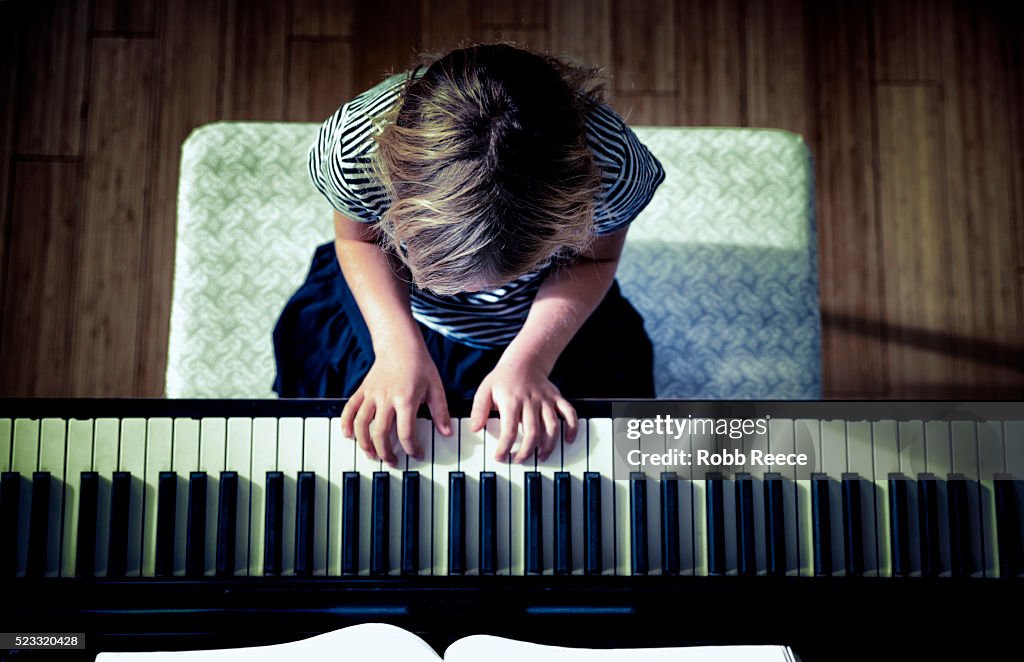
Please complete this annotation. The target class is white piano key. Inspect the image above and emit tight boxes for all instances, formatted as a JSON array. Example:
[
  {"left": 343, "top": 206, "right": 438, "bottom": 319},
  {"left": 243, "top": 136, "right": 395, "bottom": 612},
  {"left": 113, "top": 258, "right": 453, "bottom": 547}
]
[
  {"left": 226, "top": 418, "right": 252, "bottom": 575},
  {"left": 142, "top": 418, "right": 173, "bottom": 577},
  {"left": 38, "top": 419, "right": 66, "bottom": 577},
  {"left": 511, "top": 436, "right": 535, "bottom": 576},
  {"left": 459, "top": 419, "right": 485, "bottom": 575},
  {"left": 924, "top": 421, "right": 953, "bottom": 576},
  {"left": 13, "top": 419, "right": 40, "bottom": 577},
  {"left": 484, "top": 419, "right": 510, "bottom": 576},
  {"left": 93, "top": 418, "right": 120, "bottom": 576},
  {"left": 61, "top": 419, "right": 94, "bottom": 577},
  {"left": 172, "top": 418, "right": 200, "bottom": 577},
  {"left": 277, "top": 417, "right": 304, "bottom": 576},
  {"left": 794, "top": 419, "right": 819, "bottom": 577},
  {"left": 638, "top": 431, "right": 662, "bottom": 575},
  {"left": 327, "top": 418, "right": 354, "bottom": 576},
  {"left": 769, "top": 419, "right": 798, "bottom": 576},
  {"left": 897, "top": 421, "right": 925, "bottom": 576},
  {"left": 977, "top": 421, "right": 1004, "bottom": 578},
  {"left": 820, "top": 420, "right": 847, "bottom": 576},
  {"left": 588, "top": 418, "right": 615, "bottom": 575},
  {"left": 847, "top": 421, "right": 878, "bottom": 576},
  {"left": 302, "top": 417, "right": 330, "bottom": 576},
  {"left": 432, "top": 424, "right": 457, "bottom": 575},
  {"left": 612, "top": 419, "right": 634, "bottom": 576},
  {"left": 562, "top": 417, "right": 587, "bottom": 575},
  {"left": 249, "top": 417, "right": 278, "bottom": 576},
  {"left": 690, "top": 429, "right": 714, "bottom": 577},
  {"left": 119, "top": 419, "right": 147, "bottom": 577},
  {"left": 353, "top": 428, "right": 379, "bottom": 577},
  {"left": 951, "top": 421, "right": 983, "bottom": 577},
  {"left": 1007, "top": 421, "right": 1024, "bottom": 557},
  {"left": 0, "top": 419, "right": 10, "bottom": 471},
  {"left": 539, "top": 426, "right": 560, "bottom": 576},
  {"left": 872, "top": 420, "right": 898, "bottom": 577},
  {"left": 409, "top": 419, "right": 434, "bottom": 575},
  {"left": 199, "top": 418, "right": 226, "bottom": 577},
  {"left": 667, "top": 426, "right": 693, "bottom": 575},
  {"left": 386, "top": 433, "right": 405, "bottom": 577},
  {"left": 719, "top": 435, "right": 737, "bottom": 577},
  {"left": 745, "top": 423, "right": 770, "bottom": 576}
]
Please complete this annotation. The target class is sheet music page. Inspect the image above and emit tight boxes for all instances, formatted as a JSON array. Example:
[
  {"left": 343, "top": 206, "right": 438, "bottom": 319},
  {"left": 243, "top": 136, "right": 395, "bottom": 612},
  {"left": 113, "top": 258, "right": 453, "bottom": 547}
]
[
  {"left": 94, "top": 624, "right": 440, "bottom": 662},
  {"left": 444, "top": 635, "right": 795, "bottom": 662}
]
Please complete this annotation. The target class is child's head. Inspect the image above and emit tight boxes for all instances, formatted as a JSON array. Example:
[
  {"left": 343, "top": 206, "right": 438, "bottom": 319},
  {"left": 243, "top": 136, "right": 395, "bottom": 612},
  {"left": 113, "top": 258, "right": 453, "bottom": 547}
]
[{"left": 374, "top": 44, "right": 603, "bottom": 295}]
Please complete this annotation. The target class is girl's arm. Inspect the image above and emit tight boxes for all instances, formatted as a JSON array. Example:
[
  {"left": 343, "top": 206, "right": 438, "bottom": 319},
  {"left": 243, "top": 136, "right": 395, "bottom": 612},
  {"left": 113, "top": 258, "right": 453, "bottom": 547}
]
[
  {"left": 469, "top": 227, "right": 628, "bottom": 463},
  {"left": 334, "top": 211, "right": 452, "bottom": 465}
]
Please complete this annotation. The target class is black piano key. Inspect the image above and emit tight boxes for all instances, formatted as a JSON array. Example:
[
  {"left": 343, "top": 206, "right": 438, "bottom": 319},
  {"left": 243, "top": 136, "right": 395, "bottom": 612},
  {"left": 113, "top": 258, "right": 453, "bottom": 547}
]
[
  {"left": 27, "top": 472, "right": 51, "bottom": 577},
  {"left": 917, "top": 473, "right": 940, "bottom": 578},
  {"left": 155, "top": 471, "right": 177, "bottom": 577},
  {"left": 736, "top": 473, "right": 756, "bottom": 577},
  {"left": 660, "top": 472, "right": 680, "bottom": 576},
  {"left": 811, "top": 473, "right": 832, "bottom": 577},
  {"left": 947, "top": 473, "right": 971, "bottom": 578},
  {"left": 888, "top": 472, "right": 909, "bottom": 577},
  {"left": 216, "top": 471, "right": 238, "bottom": 577},
  {"left": 629, "top": 472, "right": 648, "bottom": 576},
  {"left": 994, "top": 475, "right": 1022, "bottom": 579},
  {"left": 0, "top": 472, "right": 19, "bottom": 576},
  {"left": 448, "top": 471, "right": 466, "bottom": 575},
  {"left": 341, "top": 472, "right": 359, "bottom": 575},
  {"left": 186, "top": 472, "right": 207, "bottom": 578},
  {"left": 76, "top": 471, "right": 99, "bottom": 578},
  {"left": 555, "top": 472, "right": 572, "bottom": 575},
  {"left": 371, "top": 472, "right": 389, "bottom": 576},
  {"left": 764, "top": 473, "right": 786, "bottom": 577},
  {"left": 263, "top": 471, "right": 283, "bottom": 576},
  {"left": 295, "top": 471, "right": 316, "bottom": 577},
  {"left": 107, "top": 471, "right": 132, "bottom": 578},
  {"left": 525, "top": 471, "right": 542, "bottom": 575},
  {"left": 706, "top": 472, "right": 725, "bottom": 576},
  {"left": 583, "top": 472, "right": 602, "bottom": 575},
  {"left": 402, "top": 471, "right": 420, "bottom": 575},
  {"left": 842, "top": 472, "right": 864, "bottom": 577},
  {"left": 479, "top": 471, "right": 497, "bottom": 576}
]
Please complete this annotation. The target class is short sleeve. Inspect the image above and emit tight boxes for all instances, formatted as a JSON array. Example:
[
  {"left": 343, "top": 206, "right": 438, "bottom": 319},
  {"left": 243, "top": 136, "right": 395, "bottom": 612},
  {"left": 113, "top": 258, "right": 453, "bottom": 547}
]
[{"left": 586, "top": 104, "right": 666, "bottom": 235}]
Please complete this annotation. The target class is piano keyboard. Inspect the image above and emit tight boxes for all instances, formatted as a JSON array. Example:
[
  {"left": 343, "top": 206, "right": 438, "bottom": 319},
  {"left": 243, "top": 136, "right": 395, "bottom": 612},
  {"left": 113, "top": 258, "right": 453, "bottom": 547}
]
[{"left": 1, "top": 401, "right": 1022, "bottom": 581}]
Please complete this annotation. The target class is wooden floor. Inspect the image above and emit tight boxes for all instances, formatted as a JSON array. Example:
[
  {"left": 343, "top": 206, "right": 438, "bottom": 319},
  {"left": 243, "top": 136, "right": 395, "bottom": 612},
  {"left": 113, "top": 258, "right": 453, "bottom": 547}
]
[{"left": 0, "top": 0, "right": 1021, "bottom": 399}]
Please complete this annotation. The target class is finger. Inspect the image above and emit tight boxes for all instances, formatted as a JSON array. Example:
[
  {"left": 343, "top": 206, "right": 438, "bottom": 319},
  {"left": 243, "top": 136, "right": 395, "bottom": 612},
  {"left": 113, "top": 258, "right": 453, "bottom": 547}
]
[
  {"left": 341, "top": 391, "right": 364, "bottom": 439},
  {"left": 494, "top": 399, "right": 522, "bottom": 462},
  {"left": 556, "top": 397, "right": 579, "bottom": 444},
  {"left": 427, "top": 381, "right": 452, "bottom": 437},
  {"left": 514, "top": 401, "right": 540, "bottom": 464},
  {"left": 539, "top": 402, "right": 560, "bottom": 462},
  {"left": 372, "top": 406, "right": 398, "bottom": 467},
  {"left": 353, "top": 400, "right": 377, "bottom": 461},
  {"left": 395, "top": 402, "right": 421, "bottom": 459},
  {"left": 470, "top": 384, "right": 492, "bottom": 433}
]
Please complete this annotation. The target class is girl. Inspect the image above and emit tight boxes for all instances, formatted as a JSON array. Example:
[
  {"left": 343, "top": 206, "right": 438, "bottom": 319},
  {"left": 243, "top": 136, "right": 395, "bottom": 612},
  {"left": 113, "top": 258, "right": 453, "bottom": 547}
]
[{"left": 273, "top": 44, "right": 664, "bottom": 467}]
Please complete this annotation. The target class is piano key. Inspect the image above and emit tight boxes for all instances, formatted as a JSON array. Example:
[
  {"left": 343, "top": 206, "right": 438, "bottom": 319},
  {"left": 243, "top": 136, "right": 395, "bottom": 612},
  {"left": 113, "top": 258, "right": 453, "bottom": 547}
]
[
  {"left": 821, "top": 420, "right": 846, "bottom": 576},
  {"left": 225, "top": 418, "right": 252, "bottom": 575},
  {"left": 629, "top": 472, "right": 648, "bottom": 575},
  {"left": 888, "top": 472, "right": 909, "bottom": 577},
  {"left": 588, "top": 419, "right": 615, "bottom": 576},
  {"left": 38, "top": 419, "right": 67, "bottom": 577},
  {"left": 741, "top": 425, "right": 767, "bottom": 576},
  {"left": 1, "top": 472, "right": 18, "bottom": 576},
  {"left": 897, "top": 421, "right": 925, "bottom": 576},
  {"left": 768, "top": 419, "right": 798, "bottom": 576},
  {"left": 432, "top": 425, "right": 457, "bottom": 576},
  {"left": 705, "top": 471, "right": 725, "bottom": 576},
  {"left": 301, "top": 418, "right": 329, "bottom": 576},
  {"left": 295, "top": 471, "right": 316, "bottom": 576},
  {"left": 554, "top": 471, "right": 571, "bottom": 575},
  {"left": 198, "top": 418, "right": 226, "bottom": 577},
  {"left": 947, "top": 473, "right": 971, "bottom": 578},
  {"left": 583, "top": 471, "right": 602, "bottom": 574},
  {"left": 402, "top": 471, "right": 421, "bottom": 575},
  {"left": 524, "top": 470, "right": 543, "bottom": 575},
  {"left": 638, "top": 432, "right": 662, "bottom": 575},
  {"left": 172, "top": 418, "right": 200, "bottom": 577},
  {"left": 509, "top": 436, "right": 533, "bottom": 576},
  {"left": 248, "top": 417, "right": 278, "bottom": 577},
  {"left": 62, "top": 420, "right": 94, "bottom": 577},
  {"left": 871, "top": 420, "right": 898, "bottom": 577},
  {"left": 186, "top": 472, "right": 207, "bottom": 578},
  {"left": 263, "top": 471, "right": 284, "bottom": 576},
  {"left": 847, "top": 421, "right": 877, "bottom": 576},
  {"left": 540, "top": 432, "right": 561, "bottom": 577},
  {"left": 484, "top": 419, "right": 510, "bottom": 576},
  {"left": 660, "top": 472, "right": 680, "bottom": 575},
  {"left": 613, "top": 421, "right": 634, "bottom": 576},
  {"left": 408, "top": 419, "right": 433, "bottom": 575},
  {"left": 448, "top": 471, "right": 466, "bottom": 575},
  {"left": 994, "top": 474, "right": 1021, "bottom": 578},
  {"left": 386, "top": 441, "right": 404, "bottom": 577},
  {"left": 764, "top": 473, "right": 787, "bottom": 577},
  {"left": 480, "top": 471, "right": 497, "bottom": 575},
  {"left": 841, "top": 472, "right": 864, "bottom": 576},
  {"left": 794, "top": 419, "right": 819, "bottom": 577},
  {"left": 27, "top": 471, "right": 51, "bottom": 577},
  {"left": 951, "top": 421, "right": 983, "bottom": 576},
  {"left": 977, "top": 421, "right": 1003, "bottom": 577},
  {"left": 691, "top": 429, "right": 716, "bottom": 577},
  {"left": 736, "top": 472, "right": 756, "bottom": 577},
  {"left": 341, "top": 471, "right": 359, "bottom": 575},
  {"left": 924, "top": 421, "right": 953, "bottom": 576},
  {"left": 371, "top": 471, "right": 389, "bottom": 576},
  {"left": 107, "top": 471, "right": 132, "bottom": 578},
  {"left": 1002, "top": 420, "right": 1024, "bottom": 578},
  {"left": 669, "top": 426, "right": 695, "bottom": 576},
  {"left": 328, "top": 419, "right": 355, "bottom": 576},
  {"left": 460, "top": 419, "right": 485, "bottom": 575},
  {"left": 563, "top": 417, "right": 587, "bottom": 575},
  {"left": 12, "top": 419, "right": 40, "bottom": 577},
  {"left": 215, "top": 471, "right": 238, "bottom": 576},
  {"left": 810, "top": 473, "right": 832, "bottom": 576},
  {"left": 0, "top": 419, "right": 9, "bottom": 471},
  {"left": 143, "top": 418, "right": 173, "bottom": 577},
  {"left": 917, "top": 473, "right": 940, "bottom": 578},
  {"left": 154, "top": 470, "right": 176, "bottom": 577},
  {"left": 92, "top": 418, "right": 120, "bottom": 577},
  {"left": 277, "top": 417, "right": 304, "bottom": 576}
]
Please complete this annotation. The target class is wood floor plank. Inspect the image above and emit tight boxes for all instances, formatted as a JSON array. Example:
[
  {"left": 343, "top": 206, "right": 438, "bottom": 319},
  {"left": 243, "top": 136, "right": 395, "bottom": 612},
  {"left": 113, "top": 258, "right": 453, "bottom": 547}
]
[
  {"left": 549, "top": 0, "right": 612, "bottom": 74},
  {"left": 136, "top": 0, "right": 224, "bottom": 397},
  {"left": 93, "top": 0, "right": 157, "bottom": 34},
  {"left": 677, "top": 0, "right": 744, "bottom": 125},
  {"left": 222, "top": 0, "right": 287, "bottom": 119},
  {"left": 290, "top": 0, "right": 354, "bottom": 38},
  {"left": 480, "top": 27, "right": 548, "bottom": 53},
  {"left": 612, "top": 0, "right": 676, "bottom": 94},
  {"left": 872, "top": 0, "right": 942, "bottom": 82},
  {"left": 745, "top": 0, "right": 810, "bottom": 137},
  {"left": 0, "top": 163, "right": 81, "bottom": 396},
  {"left": 0, "top": 1, "right": 20, "bottom": 322},
  {"left": 421, "top": 0, "right": 481, "bottom": 54},
  {"left": 481, "top": 0, "right": 547, "bottom": 27},
  {"left": 352, "top": 0, "right": 421, "bottom": 92},
  {"left": 1005, "top": 7, "right": 1024, "bottom": 345},
  {"left": 15, "top": 0, "right": 89, "bottom": 155},
  {"left": 285, "top": 40, "right": 354, "bottom": 122},
  {"left": 70, "top": 38, "right": 155, "bottom": 397}
]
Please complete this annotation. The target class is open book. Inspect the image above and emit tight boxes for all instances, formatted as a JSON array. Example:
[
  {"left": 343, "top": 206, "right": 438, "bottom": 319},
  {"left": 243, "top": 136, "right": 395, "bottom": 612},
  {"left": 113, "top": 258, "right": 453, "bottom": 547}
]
[{"left": 96, "top": 624, "right": 796, "bottom": 661}]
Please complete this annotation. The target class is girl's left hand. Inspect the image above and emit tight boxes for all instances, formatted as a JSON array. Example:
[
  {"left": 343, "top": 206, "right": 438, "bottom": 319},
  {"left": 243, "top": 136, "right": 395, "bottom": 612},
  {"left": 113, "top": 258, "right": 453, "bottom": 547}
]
[{"left": 469, "top": 358, "right": 579, "bottom": 463}]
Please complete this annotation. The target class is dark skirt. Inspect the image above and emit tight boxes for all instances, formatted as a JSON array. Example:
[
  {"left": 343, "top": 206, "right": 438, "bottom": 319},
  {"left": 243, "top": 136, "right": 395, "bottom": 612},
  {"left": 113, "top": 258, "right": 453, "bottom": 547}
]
[{"left": 272, "top": 242, "right": 655, "bottom": 400}]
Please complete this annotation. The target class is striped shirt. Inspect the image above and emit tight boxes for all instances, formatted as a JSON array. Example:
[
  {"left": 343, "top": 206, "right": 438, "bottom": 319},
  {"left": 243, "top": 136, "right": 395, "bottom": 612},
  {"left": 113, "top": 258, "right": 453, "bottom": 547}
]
[{"left": 309, "top": 72, "right": 665, "bottom": 349}]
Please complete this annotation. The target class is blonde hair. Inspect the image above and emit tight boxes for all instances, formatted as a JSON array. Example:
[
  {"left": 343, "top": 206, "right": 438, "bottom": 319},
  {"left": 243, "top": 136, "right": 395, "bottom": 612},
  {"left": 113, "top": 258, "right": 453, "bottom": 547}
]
[{"left": 372, "top": 44, "right": 604, "bottom": 295}]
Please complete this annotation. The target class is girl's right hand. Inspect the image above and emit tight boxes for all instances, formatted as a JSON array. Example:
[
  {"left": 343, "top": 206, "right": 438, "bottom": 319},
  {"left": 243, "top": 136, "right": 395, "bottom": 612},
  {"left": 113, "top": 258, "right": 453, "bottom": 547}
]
[{"left": 340, "top": 341, "right": 452, "bottom": 466}]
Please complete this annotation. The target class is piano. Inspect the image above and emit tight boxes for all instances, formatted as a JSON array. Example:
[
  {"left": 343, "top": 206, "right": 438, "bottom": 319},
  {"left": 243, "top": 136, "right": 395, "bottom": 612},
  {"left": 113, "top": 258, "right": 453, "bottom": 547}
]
[{"left": 1, "top": 399, "right": 1022, "bottom": 661}]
